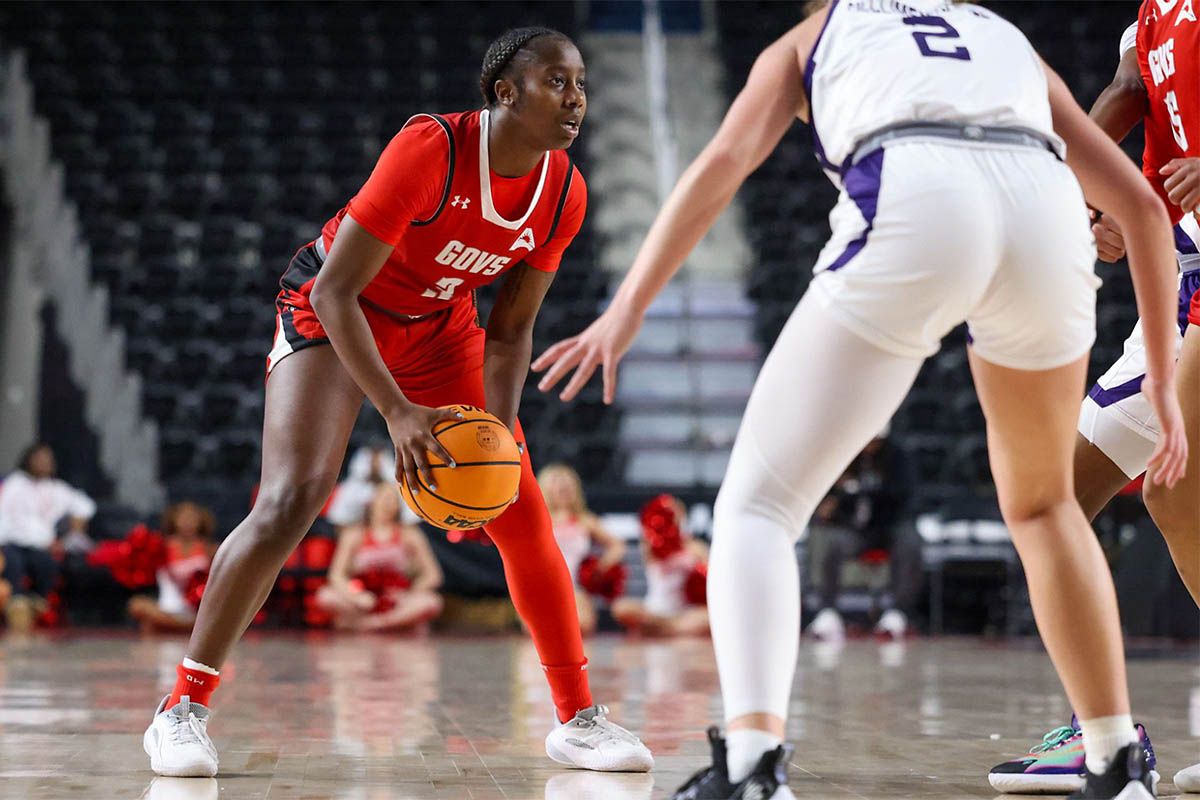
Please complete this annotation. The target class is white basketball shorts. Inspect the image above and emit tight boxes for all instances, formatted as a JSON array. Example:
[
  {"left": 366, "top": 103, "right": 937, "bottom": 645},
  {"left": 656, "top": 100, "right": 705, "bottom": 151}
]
[{"left": 809, "top": 139, "right": 1100, "bottom": 371}]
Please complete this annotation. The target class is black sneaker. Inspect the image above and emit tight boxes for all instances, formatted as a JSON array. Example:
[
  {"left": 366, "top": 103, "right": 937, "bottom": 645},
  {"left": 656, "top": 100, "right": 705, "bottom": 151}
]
[
  {"left": 1067, "top": 742, "right": 1156, "bottom": 799},
  {"left": 672, "top": 727, "right": 794, "bottom": 800}
]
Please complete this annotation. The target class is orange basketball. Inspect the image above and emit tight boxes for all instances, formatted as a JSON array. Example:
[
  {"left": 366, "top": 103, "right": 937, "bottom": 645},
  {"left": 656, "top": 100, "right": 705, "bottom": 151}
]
[{"left": 398, "top": 405, "right": 522, "bottom": 530}]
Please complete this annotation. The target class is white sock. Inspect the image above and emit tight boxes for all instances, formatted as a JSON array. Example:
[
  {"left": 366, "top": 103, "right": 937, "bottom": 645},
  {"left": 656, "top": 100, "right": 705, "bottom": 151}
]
[
  {"left": 1079, "top": 714, "right": 1137, "bottom": 775},
  {"left": 182, "top": 656, "right": 220, "bottom": 675},
  {"left": 726, "top": 728, "right": 783, "bottom": 784}
]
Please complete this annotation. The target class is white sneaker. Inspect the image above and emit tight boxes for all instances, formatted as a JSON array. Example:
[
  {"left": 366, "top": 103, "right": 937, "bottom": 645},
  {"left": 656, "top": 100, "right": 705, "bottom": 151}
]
[
  {"left": 807, "top": 608, "right": 845, "bottom": 641},
  {"left": 874, "top": 609, "right": 908, "bottom": 639},
  {"left": 545, "top": 705, "right": 654, "bottom": 772},
  {"left": 1176, "top": 762, "right": 1200, "bottom": 793},
  {"left": 143, "top": 696, "right": 219, "bottom": 777}
]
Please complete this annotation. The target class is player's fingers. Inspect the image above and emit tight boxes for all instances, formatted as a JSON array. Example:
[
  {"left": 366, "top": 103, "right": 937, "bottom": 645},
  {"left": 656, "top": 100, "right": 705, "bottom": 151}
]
[
  {"left": 560, "top": 352, "right": 600, "bottom": 402},
  {"left": 1181, "top": 187, "right": 1200, "bottom": 214},
  {"left": 426, "top": 434, "right": 456, "bottom": 469},
  {"left": 438, "top": 407, "right": 466, "bottom": 422},
  {"left": 532, "top": 338, "right": 577, "bottom": 372},
  {"left": 412, "top": 445, "right": 437, "bottom": 491},
  {"left": 537, "top": 344, "right": 585, "bottom": 392},
  {"left": 602, "top": 355, "right": 619, "bottom": 405},
  {"left": 1159, "top": 159, "right": 1184, "bottom": 175},
  {"left": 400, "top": 450, "right": 420, "bottom": 494}
]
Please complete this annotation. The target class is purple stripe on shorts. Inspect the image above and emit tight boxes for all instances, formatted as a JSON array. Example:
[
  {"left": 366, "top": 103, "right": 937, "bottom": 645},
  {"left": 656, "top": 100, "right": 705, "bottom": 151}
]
[
  {"left": 826, "top": 149, "right": 885, "bottom": 273},
  {"left": 1174, "top": 224, "right": 1199, "bottom": 255},
  {"left": 1088, "top": 374, "right": 1145, "bottom": 408},
  {"left": 1180, "top": 269, "right": 1200, "bottom": 334}
]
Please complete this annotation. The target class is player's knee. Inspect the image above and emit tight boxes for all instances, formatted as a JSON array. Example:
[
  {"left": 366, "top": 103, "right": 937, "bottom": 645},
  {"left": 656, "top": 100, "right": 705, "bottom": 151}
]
[
  {"left": 249, "top": 478, "right": 333, "bottom": 541},
  {"left": 996, "top": 491, "right": 1073, "bottom": 528},
  {"left": 1142, "top": 480, "right": 1195, "bottom": 537}
]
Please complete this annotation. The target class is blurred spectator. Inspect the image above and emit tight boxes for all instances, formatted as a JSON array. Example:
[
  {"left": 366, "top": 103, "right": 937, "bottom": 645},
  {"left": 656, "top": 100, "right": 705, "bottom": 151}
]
[
  {"left": 538, "top": 463, "right": 626, "bottom": 635},
  {"left": 315, "top": 484, "right": 443, "bottom": 632},
  {"left": 806, "top": 432, "right": 923, "bottom": 640},
  {"left": 325, "top": 445, "right": 397, "bottom": 530},
  {"left": 0, "top": 551, "right": 10, "bottom": 619},
  {"left": 127, "top": 501, "right": 216, "bottom": 634},
  {"left": 613, "top": 495, "right": 710, "bottom": 636},
  {"left": 0, "top": 443, "right": 95, "bottom": 632}
]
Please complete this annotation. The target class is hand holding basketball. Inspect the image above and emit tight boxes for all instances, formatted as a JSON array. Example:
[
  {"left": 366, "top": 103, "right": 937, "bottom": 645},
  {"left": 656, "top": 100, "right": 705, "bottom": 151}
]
[
  {"left": 386, "top": 403, "right": 463, "bottom": 493},
  {"left": 397, "top": 405, "right": 523, "bottom": 530}
]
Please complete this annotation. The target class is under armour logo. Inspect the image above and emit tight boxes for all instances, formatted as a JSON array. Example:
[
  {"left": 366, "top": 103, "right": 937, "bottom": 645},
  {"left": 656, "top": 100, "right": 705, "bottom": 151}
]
[
  {"left": 510, "top": 227, "right": 536, "bottom": 252},
  {"left": 451, "top": 195, "right": 471, "bottom": 209}
]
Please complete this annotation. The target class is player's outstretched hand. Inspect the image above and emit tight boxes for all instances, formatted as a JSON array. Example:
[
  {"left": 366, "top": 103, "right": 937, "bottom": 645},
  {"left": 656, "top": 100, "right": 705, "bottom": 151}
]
[
  {"left": 532, "top": 304, "right": 643, "bottom": 404},
  {"left": 386, "top": 404, "right": 462, "bottom": 493},
  {"left": 1090, "top": 210, "right": 1126, "bottom": 263},
  {"left": 1161, "top": 157, "right": 1200, "bottom": 214},
  {"left": 1142, "top": 371, "right": 1188, "bottom": 488}
]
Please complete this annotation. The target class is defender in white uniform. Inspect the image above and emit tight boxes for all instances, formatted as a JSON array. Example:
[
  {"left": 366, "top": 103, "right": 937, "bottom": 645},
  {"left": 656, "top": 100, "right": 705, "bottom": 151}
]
[
  {"left": 1082, "top": 214, "right": 1200, "bottom": 476},
  {"left": 535, "top": 2, "right": 1187, "bottom": 798}
]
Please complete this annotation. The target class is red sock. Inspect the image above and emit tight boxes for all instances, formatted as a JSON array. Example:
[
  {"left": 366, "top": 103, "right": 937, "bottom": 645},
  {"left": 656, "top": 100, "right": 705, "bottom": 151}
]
[
  {"left": 168, "top": 662, "right": 220, "bottom": 708},
  {"left": 544, "top": 661, "right": 593, "bottom": 723}
]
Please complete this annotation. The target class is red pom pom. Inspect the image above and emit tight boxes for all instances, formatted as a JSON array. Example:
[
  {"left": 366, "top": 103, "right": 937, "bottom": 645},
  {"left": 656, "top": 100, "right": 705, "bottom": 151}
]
[
  {"left": 100, "top": 525, "right": 169, "bottom": 589},
  {"left": 183, "top": 570, "right": 208, "bottom": 609},
  {"left": 684, "top": 561, "right": 708, "bottom": 606},
  {"left": 641, "top": 494, "right": 684, "bottom": 560},
  {"left": 578, "top": 555, "right": 628, "bottom": 601}
]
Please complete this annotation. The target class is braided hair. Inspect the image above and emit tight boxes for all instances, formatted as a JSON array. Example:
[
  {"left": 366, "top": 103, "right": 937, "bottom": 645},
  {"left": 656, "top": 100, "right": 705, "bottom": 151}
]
[{"left": 479, "top": 26, "right": 569, "bottom": 106}]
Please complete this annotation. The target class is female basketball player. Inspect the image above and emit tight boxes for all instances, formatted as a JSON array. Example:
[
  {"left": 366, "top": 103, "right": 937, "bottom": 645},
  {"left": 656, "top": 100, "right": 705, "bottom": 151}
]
[
  {"left": 143, "top": 27, "right": 652, "bottom": 778},
  {"left": 535, "top": 2, "right": 1187, "bottom": 797},
  {"left": 990, "top": 16, "right": 1200, "bottom": 792}
]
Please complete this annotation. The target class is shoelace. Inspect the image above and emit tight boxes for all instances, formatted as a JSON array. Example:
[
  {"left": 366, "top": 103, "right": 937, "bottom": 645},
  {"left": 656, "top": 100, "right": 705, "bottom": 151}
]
[
  {"left": 169, "top": 712, "right": 209, "bottom": 747},
  {"left": 574, "top": 706, "right": 644, "bottom": 747},
  {"left": 1029, "top": 725, "right": 1079, "bottom": 754}
]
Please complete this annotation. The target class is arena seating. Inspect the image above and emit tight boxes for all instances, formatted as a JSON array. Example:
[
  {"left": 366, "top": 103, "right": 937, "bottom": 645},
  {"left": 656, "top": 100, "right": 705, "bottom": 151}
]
[
  {"left": 0, "top": 1, "right": 620, "bottom": 510},
  {"left": 716, "top": 1, "right": 1144, "bottom": 512}
]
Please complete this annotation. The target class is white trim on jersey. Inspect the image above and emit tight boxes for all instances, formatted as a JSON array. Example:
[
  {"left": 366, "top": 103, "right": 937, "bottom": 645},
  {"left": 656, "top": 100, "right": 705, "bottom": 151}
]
[
  {"left": 477, "top": 109, "right": 550, "bottom": 230},
  {"left": 1119, "top": 21, "right": 1138, "bottom": 58}
]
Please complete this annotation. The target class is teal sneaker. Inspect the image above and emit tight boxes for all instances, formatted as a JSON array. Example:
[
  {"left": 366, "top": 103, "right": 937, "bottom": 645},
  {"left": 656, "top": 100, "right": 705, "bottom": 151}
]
[{"left": 987, "top": 716, "right": 1159, "bottom": 795}]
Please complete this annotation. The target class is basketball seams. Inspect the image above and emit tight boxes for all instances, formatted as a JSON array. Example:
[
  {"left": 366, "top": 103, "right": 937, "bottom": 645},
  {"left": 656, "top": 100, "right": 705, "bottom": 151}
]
[
  {"left": 413, "top": 473, "right": 515, "bottom": 512},
  {"left": 428, "top": 460, "right": 521, "bottom": 468}
]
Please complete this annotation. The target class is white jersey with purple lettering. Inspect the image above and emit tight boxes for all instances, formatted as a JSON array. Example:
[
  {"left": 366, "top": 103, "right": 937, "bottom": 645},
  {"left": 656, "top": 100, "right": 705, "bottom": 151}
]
[{"left": 806, "top": 0, "right": 1062, "bottom": 179}]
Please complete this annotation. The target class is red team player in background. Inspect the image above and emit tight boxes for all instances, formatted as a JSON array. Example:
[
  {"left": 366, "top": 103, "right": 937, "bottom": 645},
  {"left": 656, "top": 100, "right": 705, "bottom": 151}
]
[
  {"left": 142, "top": 27, "right": 653, "bottom": 778},
  {"left": 988, "top": 0, "right": 1200, "bottom": 794}
]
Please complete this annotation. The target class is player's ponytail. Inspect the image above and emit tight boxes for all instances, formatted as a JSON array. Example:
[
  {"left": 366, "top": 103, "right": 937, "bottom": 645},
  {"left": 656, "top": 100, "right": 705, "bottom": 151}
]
[{"left": 479, "top": 26, "right": 569, "bottom": 106}]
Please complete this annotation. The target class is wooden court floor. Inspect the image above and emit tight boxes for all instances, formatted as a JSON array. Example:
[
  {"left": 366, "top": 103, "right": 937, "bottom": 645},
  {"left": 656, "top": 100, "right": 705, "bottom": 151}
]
[{"left": 0, "top": 632, "right": 1196, "bottom": 799}]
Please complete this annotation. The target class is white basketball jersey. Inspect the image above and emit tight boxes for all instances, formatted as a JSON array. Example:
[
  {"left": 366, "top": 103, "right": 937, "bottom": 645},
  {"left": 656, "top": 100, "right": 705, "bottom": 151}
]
[{"left": 807, "top": 0, "right": 1061, "bottom": 179}]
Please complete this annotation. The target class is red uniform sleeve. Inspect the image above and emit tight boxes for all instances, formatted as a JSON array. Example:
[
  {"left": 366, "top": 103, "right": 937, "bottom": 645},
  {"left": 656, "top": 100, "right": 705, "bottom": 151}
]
[
  {"left": 345, "top": 118, "right": 450, "bottom": 246},
  {"left": 524, "top": 167, "right": 587, "bottom": 273}
]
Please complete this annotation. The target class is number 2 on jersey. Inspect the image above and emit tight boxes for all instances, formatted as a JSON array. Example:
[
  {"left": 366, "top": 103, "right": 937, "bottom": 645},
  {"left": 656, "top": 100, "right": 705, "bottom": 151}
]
[
  {"left": 422, "top": 277, "right": 464, "bottom": 300},
  {"left": 903, "top": 15, "right": 971, "bottom": 61}
]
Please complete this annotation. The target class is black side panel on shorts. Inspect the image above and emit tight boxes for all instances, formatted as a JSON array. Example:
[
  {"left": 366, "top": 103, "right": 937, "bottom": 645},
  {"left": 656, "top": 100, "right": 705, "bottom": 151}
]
[
  {"left": 542, "top": 156, "right": 574, "bottom": 246},
  {"left": 279, "top": 245, "right": 323, "bottom": 292},
  {"left": 411, "top": 114, "right": 456, "bottom": 228}
]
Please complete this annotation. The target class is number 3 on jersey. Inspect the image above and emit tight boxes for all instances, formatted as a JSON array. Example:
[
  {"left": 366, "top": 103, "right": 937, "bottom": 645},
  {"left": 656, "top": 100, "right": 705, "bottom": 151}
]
[
  {"left": 422, "top": 277, "right": 464, "bottom": 300},
  {"left": 903, "top": 15, "right": 971, "bottom": 61}
]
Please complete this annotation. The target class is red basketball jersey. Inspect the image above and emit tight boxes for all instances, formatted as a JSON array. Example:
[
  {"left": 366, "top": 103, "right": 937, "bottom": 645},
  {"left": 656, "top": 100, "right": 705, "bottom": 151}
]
[
  {"left": 314, "top": 109, "right": 585, "bottom": 316},
  {"left": 1137, "top": 0, "right": 1200, "bottom": 222}
]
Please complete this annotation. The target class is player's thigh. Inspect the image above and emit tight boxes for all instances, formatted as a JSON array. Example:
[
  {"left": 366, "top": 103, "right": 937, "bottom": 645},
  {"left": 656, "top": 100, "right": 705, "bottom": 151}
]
[
  {"left": 968, "top": 350, "right": 1090, "bottom": 519},
  {"left": 1072, "top": 433, "right": 1139, "bottom": 521},
  {"left": 716, "top": 291, "right": 922, "bottom": 532},
  {"left": 1166, "top": 324, "right": 1200, "bottom": 503},
  {"left": 259, "top": 345, "right": 363, "bottom": 507}
]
